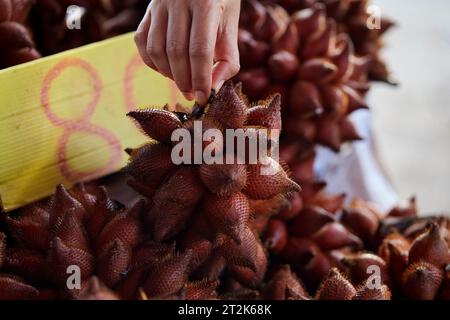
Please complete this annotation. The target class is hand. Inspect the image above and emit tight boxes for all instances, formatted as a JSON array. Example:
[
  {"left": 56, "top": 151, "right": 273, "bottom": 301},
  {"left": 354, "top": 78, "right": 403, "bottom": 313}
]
[{"left": 135, "top": 0, "right": 241, "bottom": 105}]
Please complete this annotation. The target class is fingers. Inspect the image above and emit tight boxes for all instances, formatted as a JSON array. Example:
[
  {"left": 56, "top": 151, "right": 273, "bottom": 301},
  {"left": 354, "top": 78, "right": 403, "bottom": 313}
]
[
  {"left": 212, "top": 22, "right": 241, "bottom": 92},
  {"left": 134, "top": 5, "right": 155, "bottom": 69},
  {"left": 213, "top": 1, "right": 241, "bottom": 92},
  {"left": 146, "top": 3, "right": 172, "bottom": 78},
  {"left": 189, "top": 2, "right": 222, "bottom": 105},
  {"left": 166, "top": 4, "right": 193, "bottom": 100},
  {"left": 134, "top": 0, "right": 241, "bottom": 104}
]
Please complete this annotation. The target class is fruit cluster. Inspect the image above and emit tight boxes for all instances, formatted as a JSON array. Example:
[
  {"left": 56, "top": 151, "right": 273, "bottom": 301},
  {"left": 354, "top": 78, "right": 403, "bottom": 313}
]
[
  {"left": 0, "top": 0, "right": 148, "bottom": 68},
  {"left": 264, "top": 193, "right": 450, "bottom": 299},
  {"left": 0, "top": 183, "right": 145, "bottom": 300},
  {"left": 1, "top": 82, "right": 449, "bottom": 300},
  {"left": 1, "top": 184, "right": 448, "bottom": 300},
  {"left": 124, "top": 81, "right": 300, "bottom": 297},
  {"left": 31, "top": 0, "right": 148, "bottom": 56},
  {"left": 237, "top": 0, "right": 390, "bottom": 154},
  {"left": 0, "top": 82, "right": 301, "bottom": 300},
  {"left": 235, "top": 2, "right": 400, "bottom": 294},
  {"left": 1, "top": 0, "right": 448, "bottom": 302},
  {"left": 266, "top": 0, "right": 395, "bottom": 85}
]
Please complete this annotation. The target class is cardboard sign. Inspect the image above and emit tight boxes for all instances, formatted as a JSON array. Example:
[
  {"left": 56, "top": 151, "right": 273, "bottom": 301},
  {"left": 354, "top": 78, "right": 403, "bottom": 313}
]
[{"left": 0, "top": 33, "right": 190, "bottom": 212}]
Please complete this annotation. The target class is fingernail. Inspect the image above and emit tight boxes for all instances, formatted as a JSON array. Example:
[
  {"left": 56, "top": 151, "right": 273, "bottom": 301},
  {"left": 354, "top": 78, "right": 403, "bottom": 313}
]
[
  {"left": 215, "top": 80, "right": 225, "bottom": 92},
  {"left": 195, "top": 91, "right": 207, "bottom": 105},
  {"left": 182, "top": 92, "right": 194, "bottom": 100}
]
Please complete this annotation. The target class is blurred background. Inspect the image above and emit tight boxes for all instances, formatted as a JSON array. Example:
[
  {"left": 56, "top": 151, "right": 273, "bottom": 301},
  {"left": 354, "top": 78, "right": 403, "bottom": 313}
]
[{"left": 369, "top": 0, "right": 450, "bottom": 214}]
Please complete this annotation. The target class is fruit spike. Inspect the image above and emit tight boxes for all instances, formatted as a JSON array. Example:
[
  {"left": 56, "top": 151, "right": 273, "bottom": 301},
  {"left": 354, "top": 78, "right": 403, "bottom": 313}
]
[
  {"left": 1, "top": 186, "right": 449, "bottom": 301},
  {"left": 238, "top": 1, "right": 373, "bottom": 153},
  {"left": 264, "top": 265, "right": 310, "bottom": 300},
  {"left": 268, "top": 216, "right": 450, "bottom": 301},
  {"left": 125, "top": 80, "right": 300, "bottom": 293},
  {"left": 342, "top": 216, "right": 450, "bottom": 300},
  {"left": 353, "top": 284, "right": 392, "bottom": 300},
  {"left": 315, "top": 268, "right": 356, "bottom": 300},
  {"left": 0, "top": 183, "right": 150, "bottom": 300}
]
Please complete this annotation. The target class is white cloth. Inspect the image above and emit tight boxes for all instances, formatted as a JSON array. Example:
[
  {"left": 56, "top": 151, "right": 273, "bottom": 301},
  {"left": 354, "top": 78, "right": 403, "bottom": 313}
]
[{"left": 314, "top": 110, "right": 399, "bottom": 212}]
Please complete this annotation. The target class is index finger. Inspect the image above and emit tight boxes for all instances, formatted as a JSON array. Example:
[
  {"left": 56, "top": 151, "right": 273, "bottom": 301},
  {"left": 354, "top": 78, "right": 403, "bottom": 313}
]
[{"left": 189, "top": 2, "right": 222, "bottom": 105}]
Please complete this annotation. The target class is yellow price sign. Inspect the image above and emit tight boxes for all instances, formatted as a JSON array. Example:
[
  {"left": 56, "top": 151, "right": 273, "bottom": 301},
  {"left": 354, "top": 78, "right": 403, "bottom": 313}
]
[{"left": 0, "top": 33, "right": 190, "bottom": 212}]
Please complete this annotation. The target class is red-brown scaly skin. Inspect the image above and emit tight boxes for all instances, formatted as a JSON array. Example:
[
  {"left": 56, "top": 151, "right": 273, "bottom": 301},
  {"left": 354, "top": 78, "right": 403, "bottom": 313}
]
[
  {"left": 237, "top": 4, "right": 396, "bottom": 291},
  {"left": 238, "top": 0, "right": 372, "bottom": 154},
  {"left": 267, "top": 201, "right": 375, "bottom": 289},
  {"left": 125, "top": 81, "right": 300, "bottom": 296},
  {"left": 1, "top": 1, "right": 447, "bottom": 298},
  {"left": 315, "top": 268, "right": 356, "bottom": 300},
  {"left": 337, "top": 218, "right": 449, "bottom": 301},
  {"left": 0, "top": 168, "right": 448, "bottom": 301},
  {"left": 0, "top": 183, "right": 148, "bottom": 299},
  {"left": 0, "top": 181, "right": 237, "bottom": 300},
  {"left": 264, "top": 265, "right": 310, "bottom": 300},
  {"left": 0, "top": 232, "right": 7, "bottom": 268},
  {"left": 266, "top": 193, "right": 449, "bottom": 300},
  {"left": 78, "top": 276, "right": 119, "bottom": 300},
  {"left": 264, "top": 0, "right": 396, "bottom": 85},
  {"left": 0, "top": 83, "right": 303, "bottom": 300},
  {"left": 237, "top": 2, "right": 388, "bottom": 289}
]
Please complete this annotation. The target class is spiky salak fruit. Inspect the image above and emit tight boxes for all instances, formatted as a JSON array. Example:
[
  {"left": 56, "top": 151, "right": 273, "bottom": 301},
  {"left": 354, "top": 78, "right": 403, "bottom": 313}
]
[
  {"left": 314, "top": 267, "right": 392, "bottom": 300},
  {"left": 265, "top": 0, "right": 396, "bottom": 84},
  {"left": 398, "top": 221, "right": 449, "bottom": 300},
  {"left": 266, "top": 188, "right": 399, "bottom": 292},
  {"left": 264, "top": 265, "right": 310, "bottom": 300},
  {"left": 353, "top": 284, "right": 391, "bottom": 300},
  {"left": 339, "top": 217, "right": 450, "bottom": 301},
  {"left": 342, "top": 252, "right": 390, "bottom": 286},
  {"left": 0, "top": 183, "right": 146, "bottom": 300},
  {"left": 341, "top": 199, "right": 382, "bottom": 246},
  {"left": 374, "top": 219, "right": 450, "bottom": 300},
  {"left": 32, "top": 0, "right": 148, "bottom": 55},
  {"left": 269, "top": 203, "right": 363, "bottom": 289},
  {"left": 0, "top": 274, "right": 39, "bottom": 300},
  {"left": 77, "top": 277, "right": 119, "bottom": 300},
  {"left": 1, "top": 183, "right": 227, "bottom": 301},
  {"left": 401, "top": 262, "right": 444, "bottom": 300},
  {"left": 387, "top": 197, "right": 418, "bottom": 218},
  {"left": 315, "top": 268, "right": 356, "bottom": 300},
  {"left": 125, "top": 81, "right": 300, "bottom": 294},
  {"left": 0, "top": 0, "right": 41, "bottom": 68},
  {"left": 238, "top": 0, "right": 371, "bottom": 153},
  {"left": 408, "top": 223, "right": 450, "bottom": 268}
]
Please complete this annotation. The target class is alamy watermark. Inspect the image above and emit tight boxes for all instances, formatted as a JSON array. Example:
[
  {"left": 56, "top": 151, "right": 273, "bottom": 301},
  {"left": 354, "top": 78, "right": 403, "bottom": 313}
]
[
  {"left": 366, "top": 5, "right": 382, "bottom": 30},
  {"left": 66, "top": 265, "right": 81, "bottom": 290},
  {"left": 366, "top": 265, "right": 382, "bottom": 289},
  {"left": 66, "top": 5, "right": 84, "bottom": 30},
  {"left": 170, "top": 121, "right": 281, "bottom": 175}
]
